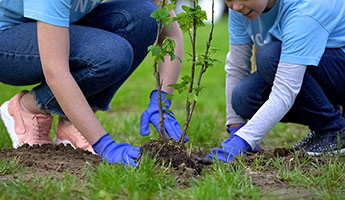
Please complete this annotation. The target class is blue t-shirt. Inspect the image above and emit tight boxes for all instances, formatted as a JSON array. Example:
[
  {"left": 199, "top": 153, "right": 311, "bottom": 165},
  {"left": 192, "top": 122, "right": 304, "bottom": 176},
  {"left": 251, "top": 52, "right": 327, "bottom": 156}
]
[
  {"left": 0, "top": 0, "right": 103, "bottom": 31},
  {"left": 229, "top": 0, "right": 345, "bottom": 66},
  {"left": 229, "top": 0, "right": 280, "bottom": 47}
]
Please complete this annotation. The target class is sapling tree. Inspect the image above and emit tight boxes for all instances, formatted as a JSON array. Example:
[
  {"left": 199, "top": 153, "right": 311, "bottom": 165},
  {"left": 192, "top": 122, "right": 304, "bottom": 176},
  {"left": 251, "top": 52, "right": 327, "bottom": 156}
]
[
  {"left": 148, "top": 0, "right": 180, "bottom": 143},
  {"left": 149, "top": 0, "right": 217, "bottom": 146},
  {"left": 172, "top": 0, "right": 218, "bottom": 146}
]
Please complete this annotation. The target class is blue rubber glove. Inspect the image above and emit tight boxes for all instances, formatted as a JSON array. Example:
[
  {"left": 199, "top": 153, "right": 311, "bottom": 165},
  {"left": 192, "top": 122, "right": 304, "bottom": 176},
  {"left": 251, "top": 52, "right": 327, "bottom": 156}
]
[
  {"left": 222, "top": 123, "right": 263, "bottom": 151},
  {"left": 92, "top": 133, "right": 141, "bottom": 167},
  {"left": 221, "top": 123, "right": 245, "bottom": 148},
  {"left": 206, "top": 135, "right": 252, "bottom": 162},
  {"left": 140, "top": 90, "right": 189, "bottom": 142}
]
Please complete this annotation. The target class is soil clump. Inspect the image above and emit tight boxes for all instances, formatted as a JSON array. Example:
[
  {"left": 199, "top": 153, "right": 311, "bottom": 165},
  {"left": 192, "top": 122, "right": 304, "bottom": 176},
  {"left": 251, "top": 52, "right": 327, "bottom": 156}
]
[
  {"left": 141, "top": 139, "right": 212, "bottom": 186},
  {"left": 141, "top": 139, "right": 208, "bottom": 174}
]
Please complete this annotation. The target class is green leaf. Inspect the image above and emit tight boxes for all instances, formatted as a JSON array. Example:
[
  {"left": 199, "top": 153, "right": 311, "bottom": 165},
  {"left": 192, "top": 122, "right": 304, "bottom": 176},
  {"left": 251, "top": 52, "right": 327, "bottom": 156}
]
[
  {"left": 163, "top": 93, "right": 174, "bottom": 100},
  {"left": 186, "top": 92, "right": 198, "bottom": 102},
  {"left": 194, "top": 86, "right": 205, "bottom": 94},
  {"left": 148, "top": 45, "right": 163, "bottom": 57},
  {"left": 168, "top": 83, "right": 180, "bottom": 89},
  {"left": 181, "top": 75, "right": 193, "bottom": 83},
  {"left": 151, "top": 7, "right": 171, "bottom": 26},
  {"left": 168, "top": 82, "right": 188, "bottom": 94},
  {"left": 167, "top": 1, "right": 176, "bottom": 11},
  {"left": 151, "top": 8, "right": 170, "bottom": 21}
]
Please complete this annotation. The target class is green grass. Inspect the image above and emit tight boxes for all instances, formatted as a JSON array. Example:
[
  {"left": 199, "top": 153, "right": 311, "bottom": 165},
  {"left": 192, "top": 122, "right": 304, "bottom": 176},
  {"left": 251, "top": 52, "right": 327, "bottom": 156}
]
[
  {"left": 87, "top": 155, "right": 177, "bottom": 199},
  {"left": 182, "top": 163, "right": 261, "bottom": 200},
  {"left": 0, "top": 157, "right": 25, "bottom": 175},
  {"left": 0, "top": 174, "right": 86, "bottom": 200},
  {"left": 0, "top": 16, "right": 345, "bottom": 199}
]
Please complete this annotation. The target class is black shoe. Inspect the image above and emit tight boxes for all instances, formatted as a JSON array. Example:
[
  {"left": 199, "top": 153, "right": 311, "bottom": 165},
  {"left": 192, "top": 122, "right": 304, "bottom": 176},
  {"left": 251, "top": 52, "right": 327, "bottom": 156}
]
[
  {"left": 302, "top": 130, "right": 345, "bottom": 155},
  {"left": 293, "top": 131, "right": 316, "bottom": 150}
]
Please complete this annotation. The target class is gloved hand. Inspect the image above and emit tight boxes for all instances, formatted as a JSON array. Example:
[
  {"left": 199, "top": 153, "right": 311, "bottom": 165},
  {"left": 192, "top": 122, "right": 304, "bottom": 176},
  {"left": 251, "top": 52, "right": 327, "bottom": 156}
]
[
  {"left": 140, "top": 90, "right": 189, "bottom": 142},
  {"left": 92, "top": 133, "right": 141, "bottom": 167},
  {"left": 221, "top": 123, "right": 245, "bottom": 148},
  {"left": 206, "top": 135, "right": 252, "bottom": 163},
  {"left": 222, "top": 123, "right": 263, "bottom": 151}
]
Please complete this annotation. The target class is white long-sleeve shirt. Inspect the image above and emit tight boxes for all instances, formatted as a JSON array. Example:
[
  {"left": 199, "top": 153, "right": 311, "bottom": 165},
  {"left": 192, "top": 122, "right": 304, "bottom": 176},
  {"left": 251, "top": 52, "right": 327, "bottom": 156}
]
[{"left": 226, "top": 43, "right": 306, "bottom": 150}]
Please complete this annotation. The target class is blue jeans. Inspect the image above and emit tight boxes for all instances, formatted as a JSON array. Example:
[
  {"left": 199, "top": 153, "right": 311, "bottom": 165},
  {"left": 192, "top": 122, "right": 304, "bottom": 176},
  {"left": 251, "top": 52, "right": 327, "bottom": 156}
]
[
  {"left": 0, "top": 0, "right": 158, "bottom": 115},
  {"left": 232, "top": 41, "right": 345, "bottom": 133}
]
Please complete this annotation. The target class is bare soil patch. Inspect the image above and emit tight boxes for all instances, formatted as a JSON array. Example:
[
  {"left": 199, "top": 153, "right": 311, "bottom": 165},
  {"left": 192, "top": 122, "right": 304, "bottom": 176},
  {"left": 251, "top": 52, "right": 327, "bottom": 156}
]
[{"left": 0, "top": 143, "right": 101, "bottom": 179}]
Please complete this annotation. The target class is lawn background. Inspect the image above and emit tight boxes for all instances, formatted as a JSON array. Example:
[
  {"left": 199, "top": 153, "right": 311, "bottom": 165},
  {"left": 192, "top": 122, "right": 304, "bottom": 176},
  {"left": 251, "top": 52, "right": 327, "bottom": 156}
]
[{"left": 1, "top": 16, "right": 344, "bottom": 200}]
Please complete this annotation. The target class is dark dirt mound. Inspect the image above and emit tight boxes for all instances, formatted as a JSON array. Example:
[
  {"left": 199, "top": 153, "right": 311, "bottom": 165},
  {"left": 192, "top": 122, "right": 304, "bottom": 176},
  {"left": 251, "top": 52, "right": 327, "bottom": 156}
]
[
  {"left": 0, "top": 143, "right": 101, "bottom": 179},
  {"left": 141, "top": 139, "right": 211, "bottom": 186},
  {"left": 141, "top": 139, "right": 207, "bottom": 174}
]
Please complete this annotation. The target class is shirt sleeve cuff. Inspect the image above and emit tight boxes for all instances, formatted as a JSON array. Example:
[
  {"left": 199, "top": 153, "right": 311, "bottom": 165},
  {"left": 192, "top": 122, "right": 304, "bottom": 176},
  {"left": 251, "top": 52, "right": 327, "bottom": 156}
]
[
  {"left": 24, "top": 9, "right": 70, "bottom": 27},
  {"left": 234, "top": 132, "right": 256, "bottom": 151}
]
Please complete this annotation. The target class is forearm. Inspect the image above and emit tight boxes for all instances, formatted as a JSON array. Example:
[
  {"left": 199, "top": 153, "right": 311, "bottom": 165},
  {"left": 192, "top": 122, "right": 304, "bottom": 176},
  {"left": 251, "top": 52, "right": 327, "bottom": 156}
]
[
  {"left": 158, "top": 23, "right": 183, "bottom": 93},
  {"left": 154, "top": 0, "right": 183, "bottom": 94},
  {"left": 37, "top": 21, "right": 106, "bottom": 144},
  {"left": 235, "top": 62, "right": 307, "bottom": 149},
  {"left": 225, "top": 43, "right": 253, "bottom": 125}
]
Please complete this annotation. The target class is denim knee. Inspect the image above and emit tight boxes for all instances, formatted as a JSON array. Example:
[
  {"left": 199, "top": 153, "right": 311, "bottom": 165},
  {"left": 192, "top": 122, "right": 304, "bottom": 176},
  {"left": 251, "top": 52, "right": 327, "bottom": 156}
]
[
  {"left": 232, "top": 83, "right": 253, "bottom": 119},
  {"left": 231, "top": 72, "right": 271, "bottom": 119},
  {"left": 135, "top": 0, "right": 158, "bottom": 44},
  {"left": 256, "top": 41, "right": 281, "bottom": 84},
  {"left": 89, "top": 40, "right": 134, "bottom": 83}
]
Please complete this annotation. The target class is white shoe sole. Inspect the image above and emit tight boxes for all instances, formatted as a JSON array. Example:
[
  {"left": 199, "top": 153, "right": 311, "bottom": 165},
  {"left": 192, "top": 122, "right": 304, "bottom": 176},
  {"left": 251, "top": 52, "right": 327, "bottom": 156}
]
[
  {"left": 307, "top": 148, "right": 345, "bottom": 155},
  {"left": 53, "top": 137, "right": 76, "bottom": 149},
  {"left": 0, "top": 101, "right": 19, "bottom": 148}
]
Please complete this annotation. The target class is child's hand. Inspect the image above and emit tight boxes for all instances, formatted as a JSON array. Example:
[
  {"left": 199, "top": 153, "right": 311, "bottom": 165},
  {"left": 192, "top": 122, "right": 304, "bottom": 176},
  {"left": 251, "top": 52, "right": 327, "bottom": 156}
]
[
  {"left": 221, "top": 123, "right": 246, "bottom": 148},
  {"left": 206, "top": 135, "right": 251, "bottom": 163},
  {"left": 222, "top": 123, "right": 263, "bottom": 151},
  {"left": 92, "top": 133, "right": 141, "bottom": 167},
  {"left": 140, "top": 90, "right": 189, "bottom": 142}
]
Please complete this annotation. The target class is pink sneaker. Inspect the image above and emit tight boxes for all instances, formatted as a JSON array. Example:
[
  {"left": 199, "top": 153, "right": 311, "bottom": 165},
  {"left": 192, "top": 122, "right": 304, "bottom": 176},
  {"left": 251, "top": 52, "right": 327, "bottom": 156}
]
[
  {"left": 0, "top": 91, "right": 53, "bottom": 148},
  {"left": 54, "top": 117, "right": 96, "bottom": 154}
]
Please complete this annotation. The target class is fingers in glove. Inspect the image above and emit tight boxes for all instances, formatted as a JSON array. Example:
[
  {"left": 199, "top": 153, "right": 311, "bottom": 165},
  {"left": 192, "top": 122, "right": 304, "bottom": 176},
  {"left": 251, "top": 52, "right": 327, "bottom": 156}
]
[
  {"left": 164, "top": 117, "right": 178, "bottom": 140},
  {"left": 169, "top": 116, "right": 189, "bottom": 142},
  {"left": 140, "top": 111, "right": 151, "bottom": 136},
  {"left": 152, "top": 119, "right": 164, "bottom": 137},
  {"left": 176, "top": 122, "right": 189, "bottom": 142},
  {"left": 127, "top": 147, "right": 141, "bottom": 159},
  {"left": 154, "top": 120, "right": 174, "bottom": 140},
  {"left": 120, "top": 148, "right": 139, "bottom": 167},
  {"left": 207, "top": 148, "right": 233, "bottom": 163}
]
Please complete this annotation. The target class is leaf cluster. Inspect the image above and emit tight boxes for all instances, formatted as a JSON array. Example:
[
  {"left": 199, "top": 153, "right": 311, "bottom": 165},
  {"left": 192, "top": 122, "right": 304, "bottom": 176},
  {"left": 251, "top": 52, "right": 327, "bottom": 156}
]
[
  {"left": 195, "top": 47, "right": 221, "bottom": 68},
  {"left": 148, "top": 37, "right": 180, "bottom": 63},
  {"left": 150, "top": 1, "right": 175, "bottom": 28},
  {"left": 173, "top": 4, "right": 207, "bottom": 33}
]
